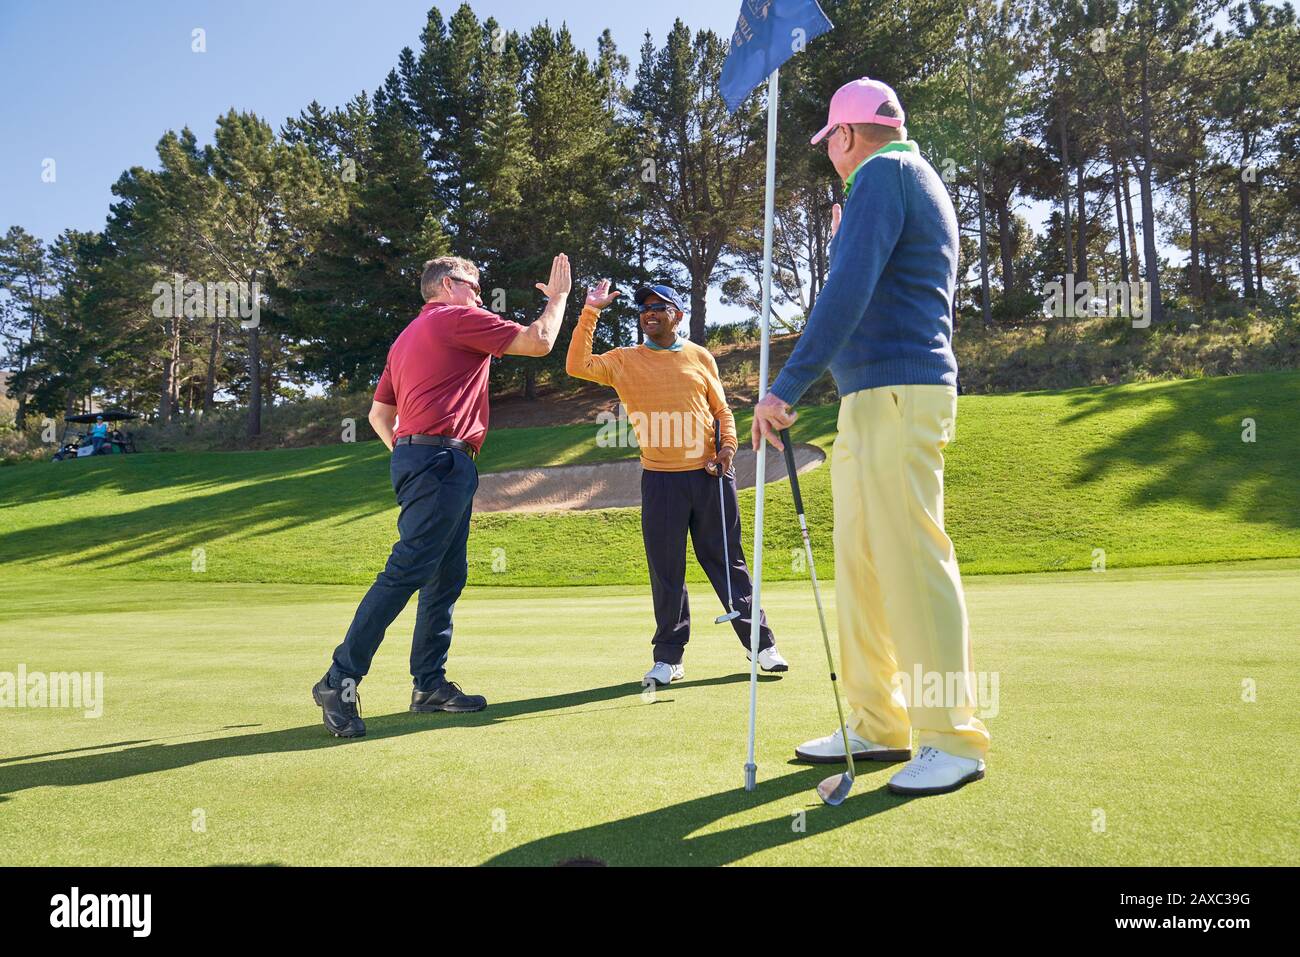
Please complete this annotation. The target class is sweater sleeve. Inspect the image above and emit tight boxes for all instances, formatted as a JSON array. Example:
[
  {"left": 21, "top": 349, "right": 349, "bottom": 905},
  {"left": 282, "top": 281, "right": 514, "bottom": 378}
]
[
  {"left": 769, "top": 157, "right": 907, "bottom": 405},
  {"left": 565, "top": 305, "right": 622, "bottom": 387}
]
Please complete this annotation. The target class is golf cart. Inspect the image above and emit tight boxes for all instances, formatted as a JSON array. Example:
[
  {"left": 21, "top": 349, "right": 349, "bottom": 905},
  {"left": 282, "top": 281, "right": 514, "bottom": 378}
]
[{"left": 51, "top": 410, "right": 141, "bottom": 461}]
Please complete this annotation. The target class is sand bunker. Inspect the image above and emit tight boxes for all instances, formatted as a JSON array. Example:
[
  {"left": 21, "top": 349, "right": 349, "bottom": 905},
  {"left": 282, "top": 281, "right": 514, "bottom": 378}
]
[{"left": 474, "top": 444, "right": 826, "bottom": 513}]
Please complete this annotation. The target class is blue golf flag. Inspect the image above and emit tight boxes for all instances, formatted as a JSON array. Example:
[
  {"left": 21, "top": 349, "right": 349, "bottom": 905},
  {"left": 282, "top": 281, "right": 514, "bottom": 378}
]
[{"left": 719, "top": 0, "right": 834, "bottom": 113}]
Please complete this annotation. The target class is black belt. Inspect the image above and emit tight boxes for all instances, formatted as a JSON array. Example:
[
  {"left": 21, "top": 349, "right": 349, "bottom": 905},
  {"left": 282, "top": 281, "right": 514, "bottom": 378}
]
[{"left": 394, "top": 434, "right": 476, "bottom": 459}]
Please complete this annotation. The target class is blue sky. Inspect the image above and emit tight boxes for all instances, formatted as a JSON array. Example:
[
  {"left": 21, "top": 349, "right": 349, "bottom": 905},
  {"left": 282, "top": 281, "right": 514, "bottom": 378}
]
[
  {"left": 0, "top": 0, "right": 756, "bottom": 321},
  {"left": 3, "top": 0, "right": 1214, "bottom": 320}
]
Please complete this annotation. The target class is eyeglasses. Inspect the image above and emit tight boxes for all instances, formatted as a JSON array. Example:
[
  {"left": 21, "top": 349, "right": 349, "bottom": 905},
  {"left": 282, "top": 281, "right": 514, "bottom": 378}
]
[
  {"left": 639, "top": 302, "right": 674, "bottom": 314},
  {"left": 448, "top": 275, "right": 481, "bottom": 295}
]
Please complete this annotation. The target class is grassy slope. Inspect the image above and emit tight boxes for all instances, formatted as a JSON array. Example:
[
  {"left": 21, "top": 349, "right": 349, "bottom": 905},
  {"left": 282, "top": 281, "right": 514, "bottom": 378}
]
[
  {"left": 0, "top": 373, "right": 1297, "bottom": 586},
  {"left": 0, "top": 564, "right": 1294, "bottom": 866}
]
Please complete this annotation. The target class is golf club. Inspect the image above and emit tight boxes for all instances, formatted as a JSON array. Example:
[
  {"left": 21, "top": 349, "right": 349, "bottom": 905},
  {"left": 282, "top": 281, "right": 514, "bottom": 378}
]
[
  {"left": 713, "top": 420, "right": 741, "bottom": 625},
  {"left": 780, "top": 427, "right": 856, "bottom": 806}
]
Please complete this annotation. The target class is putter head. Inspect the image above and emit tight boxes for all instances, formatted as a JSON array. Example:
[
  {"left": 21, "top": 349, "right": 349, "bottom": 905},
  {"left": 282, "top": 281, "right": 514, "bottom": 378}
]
[
  {"left": 816, "top": 771, "right": 854, "bottom": 807},
  {"left": 714, "top": 609, "right": 741, "bottom": 624}
]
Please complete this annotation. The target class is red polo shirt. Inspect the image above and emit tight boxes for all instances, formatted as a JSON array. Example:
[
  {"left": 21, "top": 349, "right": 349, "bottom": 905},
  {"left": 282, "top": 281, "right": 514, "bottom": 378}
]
[{"left": 374, "top": 303, "right": 524, "bottom": 454}]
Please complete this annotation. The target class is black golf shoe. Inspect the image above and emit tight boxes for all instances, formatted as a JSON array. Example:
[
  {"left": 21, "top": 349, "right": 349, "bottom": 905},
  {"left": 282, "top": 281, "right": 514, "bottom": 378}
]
[
  {"left": 410, "top": 679, "right": 487, "bottom": 714},
  {"left": 312, "top": 675, "right": 366, "bottom": 738}
]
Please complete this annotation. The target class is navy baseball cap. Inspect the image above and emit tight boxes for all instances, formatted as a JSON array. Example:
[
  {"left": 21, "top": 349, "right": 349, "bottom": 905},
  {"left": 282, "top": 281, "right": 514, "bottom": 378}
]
[{"left": 633, "top": 284, "right": 687, "bottom": 313}]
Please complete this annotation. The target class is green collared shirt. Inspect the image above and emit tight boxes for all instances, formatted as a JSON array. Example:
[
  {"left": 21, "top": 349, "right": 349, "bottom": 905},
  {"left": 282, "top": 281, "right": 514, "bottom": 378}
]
[
  {"left": 843, "top": 140, "right": 920, "bottom": 197},
  {"left": 644, "top": 336, "right": 684, "bottom": 352}
]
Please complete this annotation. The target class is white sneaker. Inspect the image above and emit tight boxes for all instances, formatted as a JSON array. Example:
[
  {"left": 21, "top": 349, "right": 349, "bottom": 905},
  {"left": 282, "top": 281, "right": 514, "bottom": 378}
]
[
  {"left": 888, "top": 745, "right": 985, "bottom": 796},
  {"left": 795, "top": 727, "right": 911, "bottom": 764},
  {"left": 643, "top": 661, "right": 684, "bottom": 686},
  {"left": 749, "top": 645, "right": 789, "bottom": 673}
]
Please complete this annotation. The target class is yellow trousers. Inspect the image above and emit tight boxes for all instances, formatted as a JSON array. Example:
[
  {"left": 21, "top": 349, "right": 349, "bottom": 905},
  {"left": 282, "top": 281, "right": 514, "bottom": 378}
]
[{"left": 831, "top": 385, "right": 990, "bottom": 760}]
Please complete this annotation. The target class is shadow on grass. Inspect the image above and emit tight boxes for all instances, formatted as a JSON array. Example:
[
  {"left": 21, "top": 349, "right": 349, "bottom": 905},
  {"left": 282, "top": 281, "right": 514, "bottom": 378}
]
[
  {"left": 0, "top": 447, "right": 395, "bottom": 571},
  {"left": 483, "top": 761, "right": 906, "bottom": 867},
  {"left": 1061, "top": 373, "right": 1300, "bottom": 530},
  {"left": 0, "top": 674, "right": 770, "bottom": 799}
]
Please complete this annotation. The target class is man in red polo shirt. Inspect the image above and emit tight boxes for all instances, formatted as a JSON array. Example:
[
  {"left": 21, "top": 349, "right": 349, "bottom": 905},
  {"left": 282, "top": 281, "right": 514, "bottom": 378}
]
[{"left": 313, "top": 253, "right": 571, "bottom": 737}]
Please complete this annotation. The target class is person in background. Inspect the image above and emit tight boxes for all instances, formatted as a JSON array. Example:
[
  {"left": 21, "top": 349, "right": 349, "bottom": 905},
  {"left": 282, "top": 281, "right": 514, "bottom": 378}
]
[{"left": 89, "top": 416, "right": 108, "bottom": 454}]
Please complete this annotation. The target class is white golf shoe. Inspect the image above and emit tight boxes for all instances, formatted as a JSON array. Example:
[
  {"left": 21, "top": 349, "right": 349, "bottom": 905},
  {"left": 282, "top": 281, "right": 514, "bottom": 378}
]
[
  {"left": 795, "top": 727, "right": 912, "bottom": 764},
  {"left": 643, "top": 661, "right": 684, "bottom": 686},
  {"left": 749, "top": 645, "right": 790, "bottom": 673},
  {"left": 887, "top": 745, "right": 985, "bottom": 796}
]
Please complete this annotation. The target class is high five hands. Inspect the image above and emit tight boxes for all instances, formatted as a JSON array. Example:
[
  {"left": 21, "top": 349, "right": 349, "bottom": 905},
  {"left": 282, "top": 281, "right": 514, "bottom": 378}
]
[
  {"left": 585, "top": 278, "right": 621, "bottom": 310},
  {"left": 535, "top": 253, "right": 572, "bottom": 299}
]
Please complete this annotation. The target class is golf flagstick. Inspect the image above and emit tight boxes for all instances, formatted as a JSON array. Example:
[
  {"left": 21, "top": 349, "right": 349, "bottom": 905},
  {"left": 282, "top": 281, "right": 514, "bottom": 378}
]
[
  {"left": 780, "top": 427, "right": 857, "bottom": 806},
  {"left": 745, "top": 68, "right": 780, "bottom": 794}
]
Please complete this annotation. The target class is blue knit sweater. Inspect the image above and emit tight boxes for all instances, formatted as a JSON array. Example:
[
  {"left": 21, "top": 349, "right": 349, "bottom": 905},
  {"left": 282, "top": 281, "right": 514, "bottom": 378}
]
[{"left": 770, "top": 141, "right": 960, "bottom": 405}]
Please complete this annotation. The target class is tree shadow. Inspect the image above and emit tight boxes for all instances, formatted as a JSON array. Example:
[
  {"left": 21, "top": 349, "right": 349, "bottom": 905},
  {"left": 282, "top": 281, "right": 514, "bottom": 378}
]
[
  {"left": 0, "top": 447, "right": 394, "bottom": 570},
  {"left": 483, "top": 761, "right": 906, "bottom": 867},
  {"left": 0, "top": 674, "right": 770, "bottom": 799},
  {"left": 1059, "top": 373, "right": 1300, "bottom": 530}
]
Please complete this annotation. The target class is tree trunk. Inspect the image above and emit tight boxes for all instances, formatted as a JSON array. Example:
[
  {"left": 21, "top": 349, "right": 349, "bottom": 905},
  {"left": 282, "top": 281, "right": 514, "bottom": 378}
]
[
  {"left": 1075, "top": 162, "right": 1088, "bottom": 281},
  {"left": 996, "top": 200, "right": 1014, "bottom": 295},
  {"left": 1123, "top": 165, "right": 1140, "bottom": 285},
  {"left": 1113, "top": 162, "right": 1129, "bottom": 286},
  {"left": 1253, "top": 233, "right": 1264, "bottom": 297},
  {"left": 1058, "top": 107, "right": 1073, "bottom": 282},
  {"left": 1137, "top": 42, "right": 1164, "bottom": 323},
  {"left": 247, "top": 323, "right": 262, "bottom": 438},
  {"left": 246, "top": 269, "right": 261, "bottom": 438},
  {"left": 203, "top": 317, "right": 222, "bottom": 414},
  {"left": 523, "top": 366, "right": 537, "bottom": 400},
  {"left": 975, "top": 155, "right": 991, "bottom": 325},
  {"left": 1238, "top": 131, "right": 1255, "bottom": 299},
  {"left": 689, "top": 282, "right": 706, "bottom": 344},
  {"left": 159, "top": 317, "right": 180, "bottom": 422},
  {"left": 1188, "top": 167, "right": 1202, "bottom": 302}
]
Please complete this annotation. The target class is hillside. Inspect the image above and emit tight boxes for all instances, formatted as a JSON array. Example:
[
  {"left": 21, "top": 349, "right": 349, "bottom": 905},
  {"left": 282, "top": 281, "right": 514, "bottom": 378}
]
[{"left": 1, "top": 373, "right": 1297, "bottom": 586}]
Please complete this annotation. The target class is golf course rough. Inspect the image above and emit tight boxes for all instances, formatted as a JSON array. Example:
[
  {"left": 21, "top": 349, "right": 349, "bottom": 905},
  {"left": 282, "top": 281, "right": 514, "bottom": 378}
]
[{"left": 0, "top": 373, "right": 1297, "bottom": 587}]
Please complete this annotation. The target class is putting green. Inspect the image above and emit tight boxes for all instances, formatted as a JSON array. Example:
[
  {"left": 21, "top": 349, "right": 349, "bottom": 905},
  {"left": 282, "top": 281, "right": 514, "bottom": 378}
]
[{"left": 0, "top": 563, "right": 1294, "bottom": 866}]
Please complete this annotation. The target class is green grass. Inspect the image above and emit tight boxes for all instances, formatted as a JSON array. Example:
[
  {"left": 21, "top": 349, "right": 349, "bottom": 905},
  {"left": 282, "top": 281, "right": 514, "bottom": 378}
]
[
  {"left": 1, "top": 372, "right": 1297, "bottom": 586},
  {"left": 1, "top": 563, "right": 1295, "bottom": 866}
]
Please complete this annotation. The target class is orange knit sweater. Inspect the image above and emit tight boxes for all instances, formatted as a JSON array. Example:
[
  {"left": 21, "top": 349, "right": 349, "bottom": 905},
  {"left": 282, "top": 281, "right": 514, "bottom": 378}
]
[{"left": 566, "top": 305, "right": 737, "bottom": 472}]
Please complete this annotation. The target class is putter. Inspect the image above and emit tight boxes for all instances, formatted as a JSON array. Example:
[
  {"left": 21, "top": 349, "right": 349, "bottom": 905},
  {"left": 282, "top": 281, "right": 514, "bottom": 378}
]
[
  {"left": 780, "top": 428, "right": 856, "bottom": 806},
  {"left": 713, "top": 420, "right": 741, "bottom": 625}
]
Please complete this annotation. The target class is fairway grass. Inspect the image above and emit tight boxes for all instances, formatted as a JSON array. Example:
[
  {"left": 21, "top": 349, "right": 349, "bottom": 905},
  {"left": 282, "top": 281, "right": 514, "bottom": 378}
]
[
  {"left": 2, "top": 373, "right": 1298, "bottom": 586},
  {"left": 1, "top": 563, "right": 1295, "bottom": 866}
]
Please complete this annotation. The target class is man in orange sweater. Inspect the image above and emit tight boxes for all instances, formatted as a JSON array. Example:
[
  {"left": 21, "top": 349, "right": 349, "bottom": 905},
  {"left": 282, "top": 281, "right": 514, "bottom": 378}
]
[{"left": 567, "top": 280, "right": 789, "bottom": 686}]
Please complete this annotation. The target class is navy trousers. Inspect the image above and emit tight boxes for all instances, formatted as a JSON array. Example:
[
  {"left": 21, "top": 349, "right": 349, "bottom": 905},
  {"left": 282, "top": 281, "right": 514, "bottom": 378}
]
[
  {"left": 329, "top": 444, "right": 477, "bottom": 691},
  {"left": 641, "top": 467, "right": 775, "bottom": 665}
]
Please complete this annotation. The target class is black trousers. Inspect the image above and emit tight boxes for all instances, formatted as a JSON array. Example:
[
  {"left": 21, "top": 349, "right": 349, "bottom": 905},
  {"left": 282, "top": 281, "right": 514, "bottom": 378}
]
[
  {"left": 330, "top": 444, "right": 477, "bottom": 691},
  {"left": 641, "top": 467, "right": 775, "bottom": 665}
]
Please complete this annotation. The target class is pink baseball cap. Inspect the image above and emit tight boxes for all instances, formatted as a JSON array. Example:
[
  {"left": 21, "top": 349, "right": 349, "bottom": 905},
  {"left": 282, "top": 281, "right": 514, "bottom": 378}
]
[{"left": 810, "top": 77, "right": 906, "bottom": 145}]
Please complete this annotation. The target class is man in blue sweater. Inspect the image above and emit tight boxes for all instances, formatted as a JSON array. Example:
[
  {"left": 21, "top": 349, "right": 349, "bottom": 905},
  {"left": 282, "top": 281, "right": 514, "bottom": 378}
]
[{"left": 752, "top": 77, "right": 990, "bottom": 796}]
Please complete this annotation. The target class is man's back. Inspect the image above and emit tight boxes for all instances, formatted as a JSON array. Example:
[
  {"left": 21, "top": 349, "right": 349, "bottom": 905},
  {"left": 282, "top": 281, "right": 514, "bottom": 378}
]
[{"left": 376, "top": 303, "right": 522, "bottom": 453}]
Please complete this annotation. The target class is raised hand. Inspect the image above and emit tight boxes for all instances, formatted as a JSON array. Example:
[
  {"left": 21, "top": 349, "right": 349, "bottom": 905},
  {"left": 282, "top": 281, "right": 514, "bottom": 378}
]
[
  {"left": 830, "top": 202, "right": 842, "bottom": 239},
  {"left": 585, "top": 278, "right": 621, "bottom": 310},
  {"left": 535, "top": 253, "right": 572, "bottom": 299}
]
